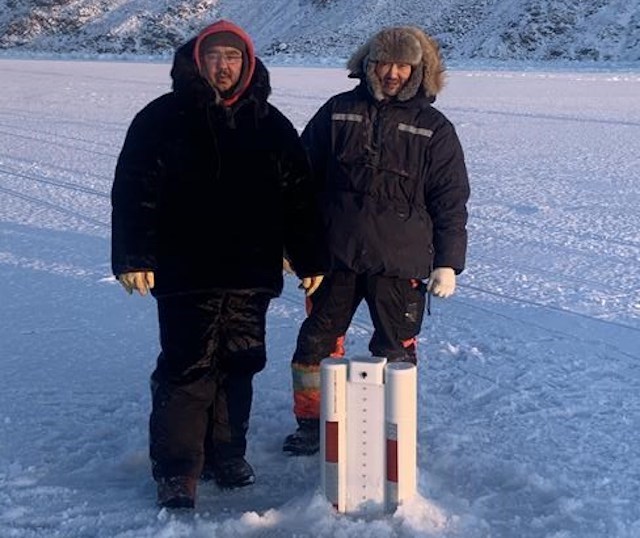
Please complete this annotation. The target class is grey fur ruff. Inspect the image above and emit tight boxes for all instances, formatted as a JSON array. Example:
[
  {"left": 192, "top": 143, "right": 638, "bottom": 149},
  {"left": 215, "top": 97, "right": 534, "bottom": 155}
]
[
  {"left": 369, "top": 28, "right": 423, "bottom": 65},
  {"left": 347, "top": 26, "right": 445, "bottom": 102}
]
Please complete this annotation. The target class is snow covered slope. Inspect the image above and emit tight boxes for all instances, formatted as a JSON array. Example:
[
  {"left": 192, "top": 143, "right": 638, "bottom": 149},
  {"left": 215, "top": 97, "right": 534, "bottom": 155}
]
[{"left": 0, "top": 0, "right": 638, "bottom": 63}]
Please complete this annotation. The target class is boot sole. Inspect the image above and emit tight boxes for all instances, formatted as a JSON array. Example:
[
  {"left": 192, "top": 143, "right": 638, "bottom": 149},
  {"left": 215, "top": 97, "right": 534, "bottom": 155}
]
[{"left": 215, "top": 476, "right": 256, "bottom": 489}]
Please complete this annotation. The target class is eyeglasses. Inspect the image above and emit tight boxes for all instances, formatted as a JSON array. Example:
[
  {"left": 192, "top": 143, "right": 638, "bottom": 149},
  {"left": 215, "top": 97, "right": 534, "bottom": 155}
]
[{"left": 204, "top": 51, "right": 243, "bottom": 65}]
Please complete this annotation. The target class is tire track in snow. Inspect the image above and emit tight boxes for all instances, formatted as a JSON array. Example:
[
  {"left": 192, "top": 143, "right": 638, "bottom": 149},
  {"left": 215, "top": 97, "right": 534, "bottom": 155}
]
[
  {"left": 0, "top": 165, "right": 109, "bottom": 198},
  {"left": 0, "top": 184, "right": 108, "bottom": 228}
]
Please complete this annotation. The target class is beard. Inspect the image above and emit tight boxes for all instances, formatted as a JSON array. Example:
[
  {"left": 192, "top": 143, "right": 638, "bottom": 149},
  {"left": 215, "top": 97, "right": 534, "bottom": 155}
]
[
  {"left": 382, "top": 78, "right": 403, "bottom": 96},
  {"left": 214, "top": 70, "right": 235, "bottom": 90}
]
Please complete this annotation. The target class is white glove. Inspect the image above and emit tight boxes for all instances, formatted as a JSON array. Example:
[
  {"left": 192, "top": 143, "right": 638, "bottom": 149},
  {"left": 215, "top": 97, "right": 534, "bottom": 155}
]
[
  {"left": 118, "top": 271, "right": 155, "bottom": 296},
  {"left": 300, "top": 275, "right": 324, "bottom": 296},
  {"left": 426, "top": 267, "right": 456, "bottom": 298}
]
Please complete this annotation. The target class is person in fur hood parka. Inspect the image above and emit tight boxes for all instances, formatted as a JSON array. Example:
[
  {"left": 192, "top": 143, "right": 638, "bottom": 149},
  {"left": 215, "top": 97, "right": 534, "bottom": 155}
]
[{"left": 283, "top": 26, "right": 470, "bottom": 456}]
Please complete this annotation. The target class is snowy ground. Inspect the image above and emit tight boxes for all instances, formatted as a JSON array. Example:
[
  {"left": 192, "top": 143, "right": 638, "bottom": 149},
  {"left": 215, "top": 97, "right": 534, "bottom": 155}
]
[{"left": 0, "top": 58, "right": 639, "bottom": 537}]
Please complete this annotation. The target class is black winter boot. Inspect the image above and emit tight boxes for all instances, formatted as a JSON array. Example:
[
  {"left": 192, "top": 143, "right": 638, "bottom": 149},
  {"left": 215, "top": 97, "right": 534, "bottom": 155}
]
[
  {"left": 282, "top": 418, "right": 320, "bottom": 456},
  {"left": 156, "top": 476, "right": 197, "bottom": 509},
  {"left": 203, "top": 456, "right": 256, "bottom": 489}
]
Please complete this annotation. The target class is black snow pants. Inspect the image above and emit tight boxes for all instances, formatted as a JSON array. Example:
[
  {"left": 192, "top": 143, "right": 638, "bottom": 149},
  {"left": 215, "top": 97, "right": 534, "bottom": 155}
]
[
  {"left": 149, "top": 290, "right": 271, "bottom": 481},
  {"left": 290, "top": 270, "right": 426, "bottom": 421}
]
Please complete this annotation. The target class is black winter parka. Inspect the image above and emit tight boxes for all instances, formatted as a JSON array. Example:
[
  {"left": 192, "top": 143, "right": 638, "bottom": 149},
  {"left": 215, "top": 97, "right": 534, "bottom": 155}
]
[
  {"left": 301, "top": 83, "right": 469, "bottom": 279},
  {"left": 111, "top": 40, "right": 329, "bottom": 297}
]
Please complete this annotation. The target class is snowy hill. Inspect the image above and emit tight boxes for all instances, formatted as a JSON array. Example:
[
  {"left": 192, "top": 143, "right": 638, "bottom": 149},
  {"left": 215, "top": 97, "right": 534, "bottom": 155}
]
[{"left": 0, "top": 0, "right": 638, "bottom": 63}]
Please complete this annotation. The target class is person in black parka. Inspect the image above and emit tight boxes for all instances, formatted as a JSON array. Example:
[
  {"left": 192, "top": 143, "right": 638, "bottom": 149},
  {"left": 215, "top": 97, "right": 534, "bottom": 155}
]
[
  {"left": 111, "top": 19, "right": 328, "bottom": 509},
  {"left": 282, "top": 26, "right": 470, "bottom": 456}
]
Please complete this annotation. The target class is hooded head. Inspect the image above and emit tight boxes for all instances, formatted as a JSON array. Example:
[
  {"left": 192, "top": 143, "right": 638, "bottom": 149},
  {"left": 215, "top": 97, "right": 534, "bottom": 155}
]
[
  {"left": 346, "top": 26, "right": 445, "bottom": 102},
  {"left": 193, "top": 20, "right": 256, "bottom": 106}
]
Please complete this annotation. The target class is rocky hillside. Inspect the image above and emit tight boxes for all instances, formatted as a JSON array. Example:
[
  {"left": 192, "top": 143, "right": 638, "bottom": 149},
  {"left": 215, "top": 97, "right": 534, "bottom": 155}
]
[{"left": 0, "top": 0, "right": 638, "bottom": 63}]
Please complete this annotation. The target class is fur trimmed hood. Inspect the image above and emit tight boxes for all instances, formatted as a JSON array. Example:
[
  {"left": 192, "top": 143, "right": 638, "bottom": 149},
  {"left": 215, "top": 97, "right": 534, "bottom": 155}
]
[{"left": 346, "top": 26, "right": 445, "bottom": 102}]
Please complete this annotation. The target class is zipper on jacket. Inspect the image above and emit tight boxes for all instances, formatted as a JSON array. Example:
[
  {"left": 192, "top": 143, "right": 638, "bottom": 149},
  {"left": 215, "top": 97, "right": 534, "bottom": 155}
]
[{"left": 371, "top": 104, "right": 383, "bottom": 168}]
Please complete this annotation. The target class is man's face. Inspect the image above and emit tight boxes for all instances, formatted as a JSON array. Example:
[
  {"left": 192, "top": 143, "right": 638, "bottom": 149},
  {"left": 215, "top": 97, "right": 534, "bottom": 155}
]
[
  {"left": 374, "top": 62, "right": 413, "bottom": 98},
  {"left": 202, "top": 45, "right": 243, "bottom": 93}
]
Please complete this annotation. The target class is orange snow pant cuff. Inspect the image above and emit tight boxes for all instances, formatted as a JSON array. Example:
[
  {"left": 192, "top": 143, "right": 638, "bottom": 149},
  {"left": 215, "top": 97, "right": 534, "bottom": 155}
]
[{"left": 292, "top": 363, "right": 321, "bottom": 420}]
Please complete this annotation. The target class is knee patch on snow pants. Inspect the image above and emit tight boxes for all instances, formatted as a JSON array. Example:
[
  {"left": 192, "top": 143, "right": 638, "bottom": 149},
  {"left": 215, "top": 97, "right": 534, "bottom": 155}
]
[{"left": 218, "top": 292, "right": 271, "bottom": 376}]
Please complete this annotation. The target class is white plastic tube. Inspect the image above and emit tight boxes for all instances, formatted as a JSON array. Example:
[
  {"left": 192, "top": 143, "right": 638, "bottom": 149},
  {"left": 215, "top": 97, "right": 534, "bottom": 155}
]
[
  {"left": 320, "top": 358, "right": 348, "bottom": 512},
  {"left": 345, "top": 356, "right": 387, "bottom": 513},
  {"left": 384, "top": 362, "right": 417, "bottom": 512}
]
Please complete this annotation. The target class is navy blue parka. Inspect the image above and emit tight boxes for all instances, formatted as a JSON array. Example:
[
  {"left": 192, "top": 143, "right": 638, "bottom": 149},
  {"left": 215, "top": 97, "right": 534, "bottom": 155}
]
[{"left": 301, "top": 81, "right": 469, "bottom": 279}]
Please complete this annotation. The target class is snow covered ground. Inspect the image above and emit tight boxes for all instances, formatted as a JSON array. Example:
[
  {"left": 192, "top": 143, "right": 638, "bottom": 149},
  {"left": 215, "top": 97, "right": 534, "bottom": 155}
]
[{"left": 0, "top": 57, "right": 639, "bottom": 537}]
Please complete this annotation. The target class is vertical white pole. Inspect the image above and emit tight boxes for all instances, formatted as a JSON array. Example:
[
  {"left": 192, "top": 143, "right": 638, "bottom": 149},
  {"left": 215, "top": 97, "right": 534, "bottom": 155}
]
[
  {"left": 320, "top": 358, "right": 348, "bottom": 512},
  {"left": 384, "top": 362, "right": 417, "bottom": 512}
]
